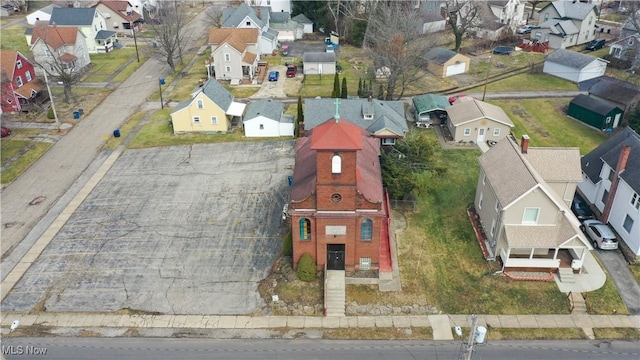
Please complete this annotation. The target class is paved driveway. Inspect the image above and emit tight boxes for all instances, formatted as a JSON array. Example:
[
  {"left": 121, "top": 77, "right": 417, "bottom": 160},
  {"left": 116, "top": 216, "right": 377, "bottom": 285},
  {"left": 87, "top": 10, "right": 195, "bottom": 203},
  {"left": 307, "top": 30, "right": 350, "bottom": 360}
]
[
  {"left": 2, "top": 141, "right": 295, "bottom": 315},
  {"left": 594, "top": 249, "right": 640, "bottom": 314}
]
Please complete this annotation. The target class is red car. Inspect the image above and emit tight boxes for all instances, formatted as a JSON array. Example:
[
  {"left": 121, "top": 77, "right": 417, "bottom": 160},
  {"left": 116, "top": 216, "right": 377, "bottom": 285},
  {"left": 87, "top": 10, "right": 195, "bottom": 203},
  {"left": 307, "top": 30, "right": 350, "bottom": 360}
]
[
  {"left": 1, "top": 126, "right": 11, "bottom": 138},
  {"left": 448, "top": 94, "right": 466, "bottom": 104},
  {"left": 286, "top": 65, "right": 297, "bottom": 78}
]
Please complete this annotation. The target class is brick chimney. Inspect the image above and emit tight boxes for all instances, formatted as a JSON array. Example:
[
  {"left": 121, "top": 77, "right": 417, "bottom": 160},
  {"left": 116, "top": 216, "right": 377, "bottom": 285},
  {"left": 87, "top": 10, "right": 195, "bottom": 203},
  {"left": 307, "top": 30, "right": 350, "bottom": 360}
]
[
  {"left": 602, "top": 145, "right": 631, "bottom": 223},
  {"left": 521, "top": 135, "right": 530, "bottom": 154}
]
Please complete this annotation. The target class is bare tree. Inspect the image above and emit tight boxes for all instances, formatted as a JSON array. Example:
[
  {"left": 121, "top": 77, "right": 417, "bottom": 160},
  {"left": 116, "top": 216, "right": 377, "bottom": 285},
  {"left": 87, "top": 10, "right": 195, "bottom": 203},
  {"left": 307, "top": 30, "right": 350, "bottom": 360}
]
[
  {"left": 528, "top": 0, "right": 543, "bottom": 20},
  {"left": 203, "top": 5, "right": 223, "bottom": 28},
  {"left": 364, "top": 2, "right": 430, "bottom": 100},
  {"left": 626, "top": 2, "right": 640, "bottom": 34},
  {"left": 147, "top": 1, "right": 186, "bottom": 72},
  {"left": 445, "top": 0, "right": 481, "bottom": 52}
]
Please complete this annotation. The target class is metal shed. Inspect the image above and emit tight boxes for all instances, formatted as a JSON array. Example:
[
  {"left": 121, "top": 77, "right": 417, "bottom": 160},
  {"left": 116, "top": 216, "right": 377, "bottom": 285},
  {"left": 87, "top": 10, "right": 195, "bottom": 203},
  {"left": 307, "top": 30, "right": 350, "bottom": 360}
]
[{"left": 567, "top": 94, "right": 624, "bottom": 130}]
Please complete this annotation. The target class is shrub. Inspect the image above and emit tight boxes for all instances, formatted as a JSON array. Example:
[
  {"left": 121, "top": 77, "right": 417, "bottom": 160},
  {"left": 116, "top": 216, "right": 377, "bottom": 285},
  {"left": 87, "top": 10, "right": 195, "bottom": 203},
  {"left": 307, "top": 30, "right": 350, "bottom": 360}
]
[
  {"left": 47, "top": 107, "right": 55, "bottom": 119},
  {"left": 296, "top": 253, "right": 316, "bottom": 282},
  {"left": 282, "top": 231, "right": 292, "bottom": 257}
]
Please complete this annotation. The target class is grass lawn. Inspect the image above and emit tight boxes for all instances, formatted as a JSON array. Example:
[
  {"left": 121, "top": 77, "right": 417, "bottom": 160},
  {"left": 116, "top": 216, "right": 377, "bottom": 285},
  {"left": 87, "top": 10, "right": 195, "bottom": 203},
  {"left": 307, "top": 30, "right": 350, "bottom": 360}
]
[
  {"left": 1, "top": 138, "right": 52, "bottom": 184},
  {"left": 83, "top": 48, "right": 142, "bottom": 83},
  {"left": 467, "top": 51, "right": 546, "bottom": 78},
  {"left": 0, "top": 28, "right": 32, "bottom": 55},
  {"left": 488, "top": 98, "right": 607, "bottom": 154},
  {"left": 467, "top": 73, "right": 577, "bottom": 93}
]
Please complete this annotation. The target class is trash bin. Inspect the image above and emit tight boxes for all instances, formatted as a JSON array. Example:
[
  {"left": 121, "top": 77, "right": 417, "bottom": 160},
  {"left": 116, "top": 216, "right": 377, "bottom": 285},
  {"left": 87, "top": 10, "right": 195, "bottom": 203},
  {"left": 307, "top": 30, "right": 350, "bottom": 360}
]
[
  {"left": 78, "top": 108, "right": 84, "bottom": 115},
  {"left": 113, "top": 129, "right": 121, "bottom": 137},
  {"left": 73, "top": 111, "right": 80, "bottom": 119}
]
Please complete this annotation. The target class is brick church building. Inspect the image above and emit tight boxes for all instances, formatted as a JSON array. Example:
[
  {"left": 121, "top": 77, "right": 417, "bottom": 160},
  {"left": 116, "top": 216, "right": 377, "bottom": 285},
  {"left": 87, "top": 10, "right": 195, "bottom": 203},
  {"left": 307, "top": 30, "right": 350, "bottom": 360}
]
[{"left": 288, "top": 111, "right": 392, "bottom": 273}]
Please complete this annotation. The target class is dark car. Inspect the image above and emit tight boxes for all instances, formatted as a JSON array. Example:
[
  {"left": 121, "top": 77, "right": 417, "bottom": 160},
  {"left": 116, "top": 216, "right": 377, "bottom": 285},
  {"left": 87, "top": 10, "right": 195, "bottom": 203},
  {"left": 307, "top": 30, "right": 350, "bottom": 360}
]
[
  {"left": 286, "top": 65, "right": 297, "bottom": 78},
  {"left": 1, "top": 126, "right": 11, "bottom": 138},
  {"left": 571, "top": 193, "right": 594, "bottom": 220},
  {"left": 586, "top": 38, "right": 605, "bottom": 51},
  {"left": 268, "top": 71, "right": 279, "bottom": 82}
]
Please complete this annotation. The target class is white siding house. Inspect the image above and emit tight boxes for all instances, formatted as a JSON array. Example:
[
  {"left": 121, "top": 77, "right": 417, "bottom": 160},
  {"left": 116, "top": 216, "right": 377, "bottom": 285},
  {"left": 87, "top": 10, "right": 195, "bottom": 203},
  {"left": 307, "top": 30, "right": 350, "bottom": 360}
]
[
  {"left": 543, "top": 49, "right": 607, "bottom": 83},
  {"left": 243, "top": 99, "right": 294, "bottom": 137}
]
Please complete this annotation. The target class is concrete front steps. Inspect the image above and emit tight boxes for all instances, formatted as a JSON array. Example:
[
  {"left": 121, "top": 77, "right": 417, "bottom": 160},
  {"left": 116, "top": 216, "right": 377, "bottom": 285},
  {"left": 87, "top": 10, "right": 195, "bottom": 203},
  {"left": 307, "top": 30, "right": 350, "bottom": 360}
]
[{"left": 325, "top": 270, "right": 345, "bottom": 316}]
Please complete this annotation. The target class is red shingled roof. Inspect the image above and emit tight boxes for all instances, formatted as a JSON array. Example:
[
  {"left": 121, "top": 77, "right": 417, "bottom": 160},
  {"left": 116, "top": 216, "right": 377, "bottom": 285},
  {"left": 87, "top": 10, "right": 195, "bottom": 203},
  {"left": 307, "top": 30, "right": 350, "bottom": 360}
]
[
  {"left": 310, "top": 117, "right": 363, "bottom": 150},
  {"left": 30, "top": 25, "right": 79, "bottom": 48}
]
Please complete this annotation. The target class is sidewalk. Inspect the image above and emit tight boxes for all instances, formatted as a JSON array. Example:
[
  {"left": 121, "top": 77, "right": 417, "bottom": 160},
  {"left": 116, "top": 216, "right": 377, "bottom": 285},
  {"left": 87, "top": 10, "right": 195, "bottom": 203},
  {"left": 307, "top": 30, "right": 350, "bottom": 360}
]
[{"left": 1, "top": 312, "right": 638, "bottom": 339}]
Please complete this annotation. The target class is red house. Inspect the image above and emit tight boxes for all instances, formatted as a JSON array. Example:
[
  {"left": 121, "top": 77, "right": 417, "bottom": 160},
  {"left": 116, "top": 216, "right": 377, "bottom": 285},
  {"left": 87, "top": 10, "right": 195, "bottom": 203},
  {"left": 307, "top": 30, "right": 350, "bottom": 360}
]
[
  {"left": 289, "top": 112, "right": 392, "bottom": 273},
  {"left": 0, "top": 50, "right": 42, "bottom": 114}
]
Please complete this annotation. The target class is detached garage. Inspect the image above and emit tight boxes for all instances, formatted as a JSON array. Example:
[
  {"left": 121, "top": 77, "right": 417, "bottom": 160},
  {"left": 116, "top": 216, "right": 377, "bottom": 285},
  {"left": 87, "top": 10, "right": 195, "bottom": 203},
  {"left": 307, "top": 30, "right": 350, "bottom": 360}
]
[
  {"left": 422, "top": 47, "right": 470, "bottom": 78},
  {"left": 543, "top": 49, "right": 608, "bottom": 83},
  {"left": 567, "top": 94, "right": 624, "bottom": 131},
  {"left": 302, "top": 52, "right": 336, "bottom": 75}
]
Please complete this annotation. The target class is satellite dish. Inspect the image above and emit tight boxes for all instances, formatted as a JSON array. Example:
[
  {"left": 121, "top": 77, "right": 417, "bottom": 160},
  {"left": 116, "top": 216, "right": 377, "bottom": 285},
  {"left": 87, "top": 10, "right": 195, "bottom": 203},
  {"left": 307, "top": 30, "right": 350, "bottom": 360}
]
[{"left": 10, "top": 320, "right": 20, "bottom": 332}]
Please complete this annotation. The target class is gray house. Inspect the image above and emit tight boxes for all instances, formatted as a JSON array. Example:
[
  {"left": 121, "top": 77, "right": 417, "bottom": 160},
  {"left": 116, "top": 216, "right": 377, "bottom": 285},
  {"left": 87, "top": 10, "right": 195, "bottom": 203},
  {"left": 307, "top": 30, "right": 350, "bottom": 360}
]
[
  {"left": 535, "top": 0, "right": 598, "bottom": 49},
  {"left": 48, "top": 7, "right": 116, "bottom": 54},
  {"left": 304, "top": 98, "right": 407, "bottom": 145},
  {"left": 208, "top": 28, "right": 260, "bottom": 84},
  {"left": 222, "top": 3, "right": 278, "bottom": 55},
  {"left": 302, "top": 52, "right": 336, "bottom": 75}
]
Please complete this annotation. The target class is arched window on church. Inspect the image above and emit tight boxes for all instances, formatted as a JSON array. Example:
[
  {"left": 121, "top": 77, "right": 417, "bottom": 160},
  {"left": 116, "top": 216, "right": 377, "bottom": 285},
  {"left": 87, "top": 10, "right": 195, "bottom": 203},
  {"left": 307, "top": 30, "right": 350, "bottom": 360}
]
[
  {"left": 361, "top": 219, "right": 372, "bottom": 241},
  {"left": 332, "top": 154, "right": 341, "bottom": 174},
  {"left": 299, "top": 218, "right": 311, "bottom": 240}
]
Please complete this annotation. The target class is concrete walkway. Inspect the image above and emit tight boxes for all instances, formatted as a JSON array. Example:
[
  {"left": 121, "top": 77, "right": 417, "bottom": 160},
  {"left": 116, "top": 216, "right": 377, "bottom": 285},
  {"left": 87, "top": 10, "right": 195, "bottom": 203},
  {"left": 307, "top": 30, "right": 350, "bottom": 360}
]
[{"left": 1, "top": 312, "right": 638, "bottom": 339}]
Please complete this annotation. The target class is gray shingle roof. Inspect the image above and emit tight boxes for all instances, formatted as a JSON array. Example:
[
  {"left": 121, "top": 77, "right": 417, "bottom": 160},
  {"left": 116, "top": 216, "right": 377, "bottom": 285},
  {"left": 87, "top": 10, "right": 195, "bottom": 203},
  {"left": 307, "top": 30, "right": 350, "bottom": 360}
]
[
  {"left": 269, "top": 11, "right": 290, "bottom": 24},
  {"left": 545, "top": 49, "right": 601, "bottom": 69},
  {"left": 303, "top": 98, "right": 407, "bottom": 137},
  {"left": 570, "top": 94, "right": 622, "bottom": 116},
  {"left": 291, "top": 13, "right": 312, "bottom": 24},
  {"left": 95, "top": 30, "right": 116, "bottom": 40},
  {"left": 543, "top": 0, "right": 599, "bottom": 20},
  {"left": 50, "top": 7, "right": 99, "bottom": 26},
  {"left": 446, "top": 98, "right": 514, "bottom": 127},
  {"left": 263, "top": 27, "right": 278, "bottom": 40},
  {"left": 539, "top": 19, "right": 579, "bottom": 35},
  {"left": 581, "top": 127, "right": 640, "bottom": 193},
  {"left": 422, "top": 47, "right": 457, "bottom": 64},
  {"left": 193, "top": 79, "right": 234, "bottom": 112},
  {"left": 244, "top": 99, "right": 283, "bottom": 122},
  {"left": 303, "top": 52, "right": 336, "bottom": 63},
  {"left": 222, "top": 3, "right": 264, "bottom": 28},
  {"left": 587, "top": 76, "right": 640, "bottom": 106}
]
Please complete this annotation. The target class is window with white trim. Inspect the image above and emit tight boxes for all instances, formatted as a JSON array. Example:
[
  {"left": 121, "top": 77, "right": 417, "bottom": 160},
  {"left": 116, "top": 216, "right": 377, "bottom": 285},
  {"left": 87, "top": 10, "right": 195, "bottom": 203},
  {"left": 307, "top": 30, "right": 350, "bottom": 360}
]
[
  {"left": 495, "top": 201, "right": 499, "bottom": 212},
  {"left": 482, "top": 173, "right": 486, "bottom": 185},
  {"left": 259, "top": 124, "right": 264, "bottom": 130},
  {"left": 602, "top": 189, "right": 609, "bottom": 204},
  {"left": 522, "top": 208, "right": 539, "bottom": 224},
  {"left": 25, "top": 70, "right": 32, "bottom": 82},
  {"left": 381, "top": 138, "right": 395, "bottom": 145},
  {"left": 493, "top": 128, "right": 500, "bottom": 136},
  {"left": 197, "top": 99, "right": 204, "bottom": 109},
  {"left": 464, "top": 128, "right": 471, "bottom": 136},
  {"left": 15, "top": 76, "right": 23, "bottom": 87},
  {"left": 631, "top": 193, "right": 640, "bottom": 210},
  {"left": 607, "top": 168, "right": 614, "bottom": 181},
  {"left": 478, "top": 192, "right": 483, "bottom": 209},
  {"left": 224, "top": 53, "right": 230, "bottom": 62},
  {"left": 490, "top": 219, "right": 496, "bottom": 236},
  {"left": 332, "top": 154, "right": 341, "bottom": 174},
  {"left": 193, "top": 116, "right": 201, "bottom": 123},
  {"left": 359, "top": 257, "right": 371, "bottom": 270},
  {"left": 623, "top": 214, "right": 634, "bottom": 233},
  {"left": 16, "top": 60, "right": 23, "bottom": 69},
  {"left": 211, "top": 116, "right": 218, "bottom": 125},
  {"left": 225, "top": 66, "right": 231, "bottom": 72}
]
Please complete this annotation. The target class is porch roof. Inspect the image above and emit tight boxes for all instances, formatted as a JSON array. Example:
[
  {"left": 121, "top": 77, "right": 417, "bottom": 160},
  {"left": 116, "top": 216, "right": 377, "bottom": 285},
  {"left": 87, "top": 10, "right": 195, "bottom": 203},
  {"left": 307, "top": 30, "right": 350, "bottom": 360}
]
[{"left": 504, "top": 216, "right": 584, "bottom": 248}]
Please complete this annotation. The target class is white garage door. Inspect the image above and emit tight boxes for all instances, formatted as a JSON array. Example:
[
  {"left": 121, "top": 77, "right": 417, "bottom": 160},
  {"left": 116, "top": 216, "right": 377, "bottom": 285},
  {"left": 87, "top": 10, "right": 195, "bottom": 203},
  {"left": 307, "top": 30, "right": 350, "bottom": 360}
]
[{"left": 445, "top": 62, "right": 466, "bottom": 77}]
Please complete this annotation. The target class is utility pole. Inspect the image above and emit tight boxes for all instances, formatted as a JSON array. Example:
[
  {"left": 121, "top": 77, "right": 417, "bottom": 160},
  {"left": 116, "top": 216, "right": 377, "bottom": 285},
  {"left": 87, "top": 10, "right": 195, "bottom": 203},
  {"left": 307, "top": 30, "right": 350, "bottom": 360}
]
[
  {"left": 482, "top": 56, "right": 492, "bottom": 101},
  {"left": 42, "top": 70, "right": 60, "bottom": 132},
  {"left": 459, "top": 314, "right": 479, "bottom": 360},
  {"left": 131, "top": 21, "right": 140, "bottom": 62}
]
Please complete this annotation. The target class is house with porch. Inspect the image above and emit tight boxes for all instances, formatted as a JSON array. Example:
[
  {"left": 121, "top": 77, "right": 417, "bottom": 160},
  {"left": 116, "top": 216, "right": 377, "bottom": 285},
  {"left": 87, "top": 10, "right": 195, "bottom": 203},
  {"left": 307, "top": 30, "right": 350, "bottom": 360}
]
[
  {"left": 222, "top": 2, "right": 278, "bottom": 55},
  {"left": 608, "top": 34, "right": 640, "bottom": 71},
  {"left": 303, "top": 98, "right": 408, "bottom": 145},
  {"left": 30, "top": 25, "right": 91, "bottom": 78},
  {"left": 535, "top": 0, "right": 598, "bottom": 49},
  {"left": 207, "top": 28, "right": 260, "bottom": 84},
  {"left": 445, "top": 97, "right": 514, "bottom": 144},
  {"left": 578, "top": 128, "right": 640, "bottom": 261},
  {"left": 48, "top": 7, "right": 117, "bottom": 54},
  {"left": 170, "top": 79, "right": 246, "bottom": 135},
  {"left": 0, "top": 50, "right": 42, "bottom": 114},
  {"left": 93, "top": 0, "right": 143, "bottom": 35},
  {"left": 288, "top": 112, "right": 391, "bottom": 275},
  {"left": 474, "top": 135, "right": 590, "bottom": 273}
]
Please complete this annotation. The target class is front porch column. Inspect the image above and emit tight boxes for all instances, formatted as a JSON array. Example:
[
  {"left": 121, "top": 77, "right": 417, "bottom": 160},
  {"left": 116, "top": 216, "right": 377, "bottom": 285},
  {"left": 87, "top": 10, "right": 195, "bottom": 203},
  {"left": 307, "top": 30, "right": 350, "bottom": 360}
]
[
  {"left": 552, "top": 248, "right": 559, "bottom": 260},
  {"left": 528, "top": 247, "right": 534, "bottom": 259}
]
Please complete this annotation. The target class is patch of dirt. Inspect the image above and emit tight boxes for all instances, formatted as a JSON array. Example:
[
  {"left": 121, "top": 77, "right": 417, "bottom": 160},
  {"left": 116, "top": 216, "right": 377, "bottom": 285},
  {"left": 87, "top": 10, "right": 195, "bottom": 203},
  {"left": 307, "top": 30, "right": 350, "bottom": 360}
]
[
  {"left": 5, "top": 323, "right": 56, "bottom": 337},
  {"left": 114, "top": 308, "right": 164, "bottom": 316}
]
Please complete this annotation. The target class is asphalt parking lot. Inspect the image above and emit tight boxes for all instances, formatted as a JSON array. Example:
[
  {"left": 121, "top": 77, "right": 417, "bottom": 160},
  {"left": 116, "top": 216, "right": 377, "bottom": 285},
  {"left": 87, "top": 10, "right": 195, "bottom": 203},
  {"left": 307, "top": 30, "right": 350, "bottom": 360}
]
[{"left": 2, "top": 141, "right": 296, "bottom": 315}]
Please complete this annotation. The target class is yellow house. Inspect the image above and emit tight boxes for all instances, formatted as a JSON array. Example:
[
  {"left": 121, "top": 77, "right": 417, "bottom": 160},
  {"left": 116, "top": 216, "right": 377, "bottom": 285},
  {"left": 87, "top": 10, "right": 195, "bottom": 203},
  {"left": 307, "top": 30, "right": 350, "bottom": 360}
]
[{"left": 170, "top": 79, "right": 246, "bottom": 134}]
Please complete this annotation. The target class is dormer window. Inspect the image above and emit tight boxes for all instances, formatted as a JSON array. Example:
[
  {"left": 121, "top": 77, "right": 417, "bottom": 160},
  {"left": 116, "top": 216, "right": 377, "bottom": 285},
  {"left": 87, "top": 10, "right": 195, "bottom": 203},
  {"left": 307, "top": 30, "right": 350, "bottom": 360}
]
[
  {"left": 364, "top": 113, "right": 373, "bottom": 120},
  {"left": 332, "top": 154, "right": 341, "bottom": 174},
  {"left": 16, "top": 60, "right": 23, "bottom": 69}
]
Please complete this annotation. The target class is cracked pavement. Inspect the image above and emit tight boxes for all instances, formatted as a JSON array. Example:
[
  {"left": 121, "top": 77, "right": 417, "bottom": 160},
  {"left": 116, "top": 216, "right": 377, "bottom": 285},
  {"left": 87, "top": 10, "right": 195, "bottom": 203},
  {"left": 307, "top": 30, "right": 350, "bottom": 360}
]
[{"left": 2, "top": 141, "right": 295, "bottom": 315}]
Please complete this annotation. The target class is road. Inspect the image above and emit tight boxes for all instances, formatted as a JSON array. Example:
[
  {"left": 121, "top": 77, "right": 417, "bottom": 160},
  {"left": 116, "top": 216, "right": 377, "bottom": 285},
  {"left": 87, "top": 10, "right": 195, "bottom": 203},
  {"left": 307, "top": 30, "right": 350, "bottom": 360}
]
[
  {"left": 1, "top": 338, "right": 639, "bottom": 360},
  {"left": 0, "top": 8, "right": 210, "bottom": 262}
]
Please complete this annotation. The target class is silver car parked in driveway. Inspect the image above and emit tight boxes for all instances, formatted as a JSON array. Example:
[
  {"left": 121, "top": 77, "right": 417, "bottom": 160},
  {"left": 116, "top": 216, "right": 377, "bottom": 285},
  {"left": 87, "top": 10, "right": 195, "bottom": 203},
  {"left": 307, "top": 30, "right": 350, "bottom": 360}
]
[{"left": 582, "top": 219, "right": 618, "bottom": 250}]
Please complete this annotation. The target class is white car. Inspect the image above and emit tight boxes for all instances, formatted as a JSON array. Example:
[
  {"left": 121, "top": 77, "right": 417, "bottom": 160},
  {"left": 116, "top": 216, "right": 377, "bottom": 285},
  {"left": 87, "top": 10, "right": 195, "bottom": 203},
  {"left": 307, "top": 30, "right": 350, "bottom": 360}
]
[
  {"left": 516, "top": 25, "right": 539, "bottom": 34},
  {"left": 581, "top": 219, "right": 618, "bottom": 250}
]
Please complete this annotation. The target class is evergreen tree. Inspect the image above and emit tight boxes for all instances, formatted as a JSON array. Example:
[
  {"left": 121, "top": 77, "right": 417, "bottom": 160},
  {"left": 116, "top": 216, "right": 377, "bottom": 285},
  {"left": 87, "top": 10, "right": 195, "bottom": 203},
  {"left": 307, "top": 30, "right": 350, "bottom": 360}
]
[
  {"left": 296, "top": 95, "right": 303, "bottom": 137},
  {"left": 332, "top": 73, "right": 340, "bottom": 98},
  {"left": 341, "top": 77, "right": 348, "bottom": 99}
]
